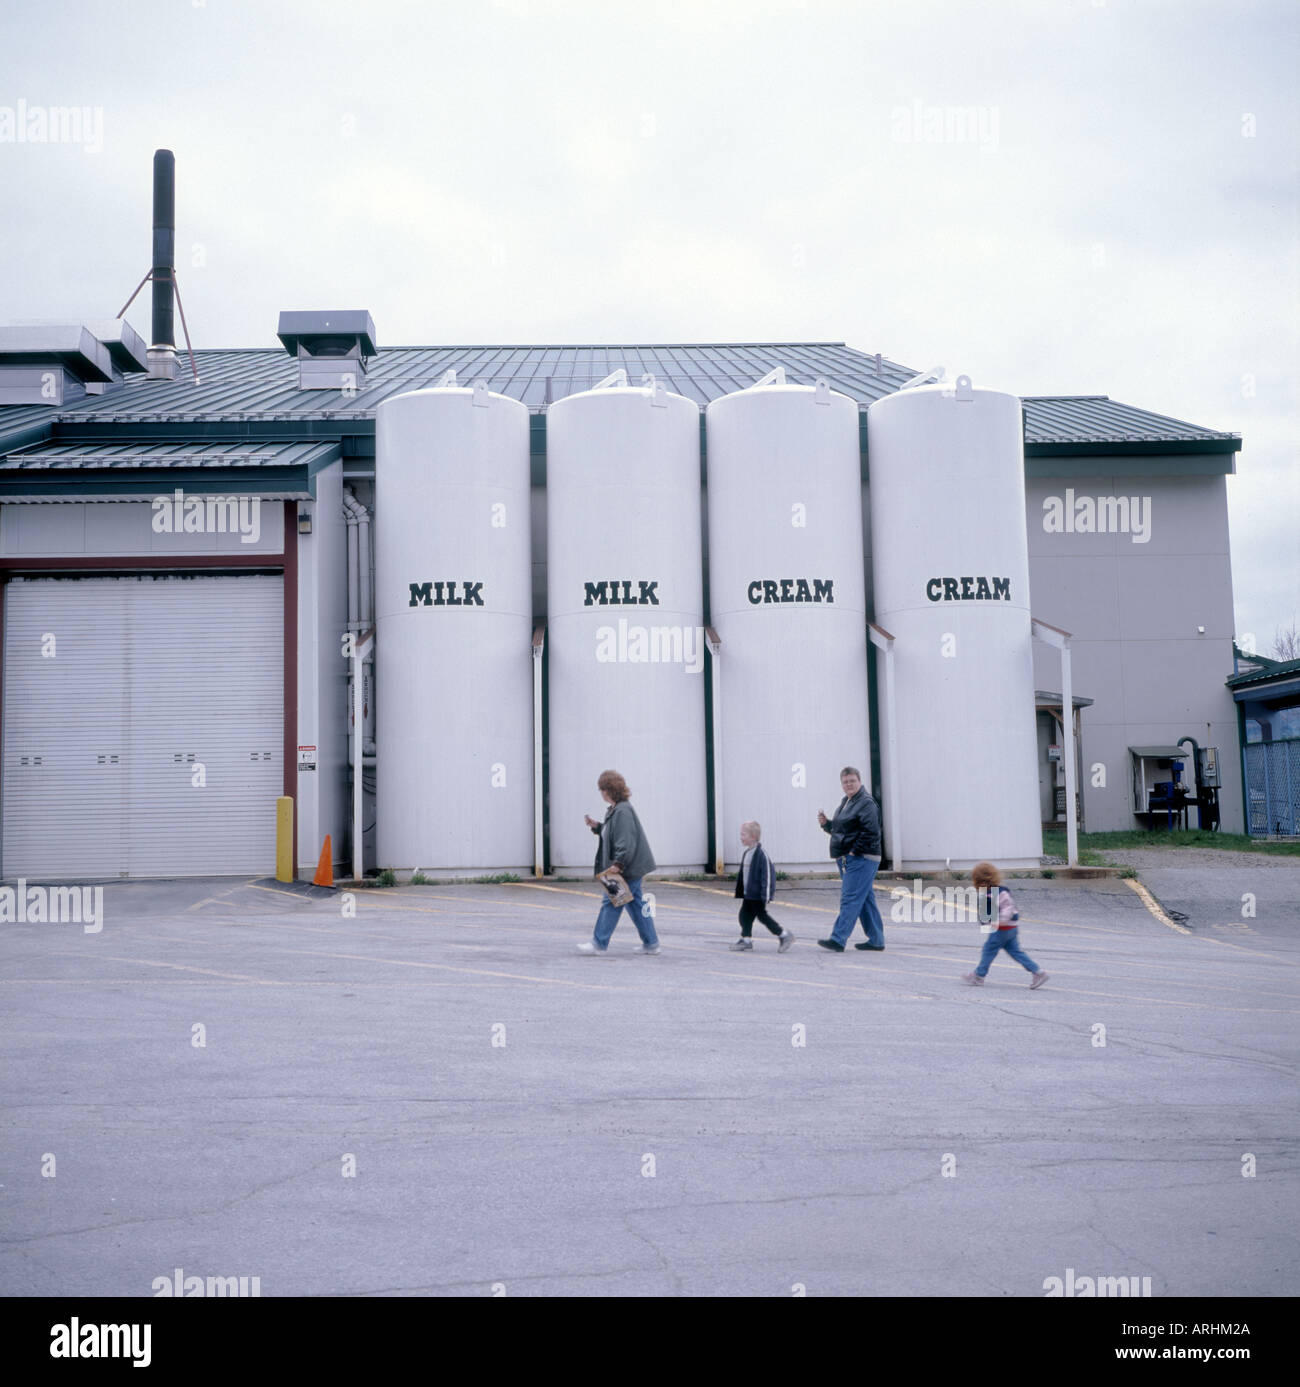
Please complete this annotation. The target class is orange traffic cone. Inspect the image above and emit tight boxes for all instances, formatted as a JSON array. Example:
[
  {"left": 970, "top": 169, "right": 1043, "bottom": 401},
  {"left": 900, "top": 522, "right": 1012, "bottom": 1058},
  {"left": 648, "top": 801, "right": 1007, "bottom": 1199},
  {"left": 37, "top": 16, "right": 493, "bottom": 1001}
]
[{"left": 313, "top": 834, "right": 333, "bottom": 888}]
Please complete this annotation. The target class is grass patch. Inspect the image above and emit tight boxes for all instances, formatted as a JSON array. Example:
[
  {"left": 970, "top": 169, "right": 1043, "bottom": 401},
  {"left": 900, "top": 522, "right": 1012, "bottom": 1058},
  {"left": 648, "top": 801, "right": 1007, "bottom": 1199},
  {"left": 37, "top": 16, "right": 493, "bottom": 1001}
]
[
  {"left": 1040, "top": 868, "right": 1055, "bottom": 879},
  {"left": 473, "top": 873, "right": 521, "bottom": 884},
  {"left": 374, "top": 868, "right": 396, "bottom": 887},
  {"left": 1041, "top": 833, "right": 1113, "bottom": 866},
  {"left": 1044, "top": 830, "right": 1299, "bottom": 858},
  {"left": 408, "top": 871, "right": 430, "bottom": 885}
]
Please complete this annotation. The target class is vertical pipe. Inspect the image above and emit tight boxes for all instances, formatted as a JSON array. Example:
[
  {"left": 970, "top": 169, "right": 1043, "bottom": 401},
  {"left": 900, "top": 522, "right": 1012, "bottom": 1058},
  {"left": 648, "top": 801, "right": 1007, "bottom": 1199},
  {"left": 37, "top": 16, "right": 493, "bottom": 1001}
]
[
  {"left": 282, "top": 500, "right": 298, "bottom": 878},
  {"left": 1061, "top": 642, "right": 1077, "bottom": 867},
  {"left": 353, "top": 644, "right": 365, "bottom": 883},
  {"left": 357, "top": 503, "right": 375, "bottom": 755},
  {"left": 345, "top": 508, "right": 359, "bottom": 629},
  {"left": 357, "top": 509, "right": 372, "bottom": 627},
  {"left": 708, "top": 632, "right": 723, "bottom": 875},
  {"left": 151, "top": 149, "right": 175, "bottom": 350},
  {"left": 884, "top": 640, "right": 901, "bottom": 872},
  {"left": 533, "top": 628, "right": 545, "bottom": 876},
  {"left": 344, "top": 507, "right": 359, "bottom": 768}
]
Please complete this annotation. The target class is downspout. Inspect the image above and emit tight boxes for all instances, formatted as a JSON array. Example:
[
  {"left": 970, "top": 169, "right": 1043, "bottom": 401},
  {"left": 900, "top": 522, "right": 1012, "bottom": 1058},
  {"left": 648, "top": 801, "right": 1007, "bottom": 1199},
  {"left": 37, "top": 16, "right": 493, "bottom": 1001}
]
[
  {"left": 345, "top": 486, "right": 376, "bottom": 757},
  {"left": 342, "top": 491, "right": 360, "bottom": 630},
  {"left": 341, "top": 491, "right": 361, "bottom": 769},
  {"left": 533, "top": 622, "right": 545, "bottom": 877},
  {"left": 706, "top": 627, "right": 723, "bottom": 874},
  {"left": 352, "top": 628, "right": 374, "bottom": 882},
  {"left": 868, "top": 623, "right": 901, "bottom": 873}
]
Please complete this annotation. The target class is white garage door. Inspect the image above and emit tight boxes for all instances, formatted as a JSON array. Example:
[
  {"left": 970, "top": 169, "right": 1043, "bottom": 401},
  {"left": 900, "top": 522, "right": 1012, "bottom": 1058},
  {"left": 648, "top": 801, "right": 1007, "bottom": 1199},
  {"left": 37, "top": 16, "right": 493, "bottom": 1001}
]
[{"left": 2, "top": 573, "right": 282, "bottom": 878}]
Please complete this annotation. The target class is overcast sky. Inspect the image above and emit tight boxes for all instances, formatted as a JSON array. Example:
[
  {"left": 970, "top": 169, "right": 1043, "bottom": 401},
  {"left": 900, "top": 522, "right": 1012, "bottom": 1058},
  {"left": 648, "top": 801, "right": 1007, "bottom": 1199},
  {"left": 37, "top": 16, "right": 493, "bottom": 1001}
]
[{"left": 2, "top": 0, "right": 1296, "bottom": 648}]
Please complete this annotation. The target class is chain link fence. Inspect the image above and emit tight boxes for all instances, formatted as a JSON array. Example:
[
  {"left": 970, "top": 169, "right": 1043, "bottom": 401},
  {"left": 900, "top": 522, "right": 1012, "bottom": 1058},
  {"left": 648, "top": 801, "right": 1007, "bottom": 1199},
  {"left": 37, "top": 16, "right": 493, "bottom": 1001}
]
[{"left": 1243, "top": 739, "right": 1300, "bottom": 836}]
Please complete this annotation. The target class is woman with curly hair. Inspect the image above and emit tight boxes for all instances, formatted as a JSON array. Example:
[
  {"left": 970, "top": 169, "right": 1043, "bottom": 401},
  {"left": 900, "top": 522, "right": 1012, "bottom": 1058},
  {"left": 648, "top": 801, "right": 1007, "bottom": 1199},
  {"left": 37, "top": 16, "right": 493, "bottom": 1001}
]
[{"left": 578, "top": 770, "right": 661, "bottom": 955}]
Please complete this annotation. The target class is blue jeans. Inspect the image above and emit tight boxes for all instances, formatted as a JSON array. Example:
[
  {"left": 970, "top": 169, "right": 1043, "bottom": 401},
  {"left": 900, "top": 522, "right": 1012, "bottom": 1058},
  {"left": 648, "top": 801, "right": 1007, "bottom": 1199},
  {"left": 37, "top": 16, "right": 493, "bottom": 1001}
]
[
  {"left": 592, "top": 876, "right": 659, "bottom": 950},
  {"left": 975, "top": 927, "right": 1039, "bottom": 976},
  {"left": 830, "top": 855, "right": 885, "bottom": 947}
]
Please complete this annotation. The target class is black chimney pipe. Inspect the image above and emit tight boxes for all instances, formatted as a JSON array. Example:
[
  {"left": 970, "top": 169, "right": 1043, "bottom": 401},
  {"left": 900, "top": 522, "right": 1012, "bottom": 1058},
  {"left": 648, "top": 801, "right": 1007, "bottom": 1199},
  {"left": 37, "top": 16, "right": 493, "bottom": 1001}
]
[{"left": 151, "top": 149, "right": 175, "bottom": 351}]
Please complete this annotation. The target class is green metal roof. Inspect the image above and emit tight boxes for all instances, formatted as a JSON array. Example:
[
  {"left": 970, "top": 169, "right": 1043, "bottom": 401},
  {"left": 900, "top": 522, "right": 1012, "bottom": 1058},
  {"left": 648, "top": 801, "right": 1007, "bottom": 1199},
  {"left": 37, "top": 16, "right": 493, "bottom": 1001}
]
[
  {"left": 0, "top": 439, "right": 336, "bottom": 470},
  {"left": 0, "top": 343, "right": 1241, "bottom": 471},
  {"left": 0, "top": 438, "right": 339, "bottom": 501},
  {"left": 1227, "top": 655, "right": 1300, "bottom": 690}
]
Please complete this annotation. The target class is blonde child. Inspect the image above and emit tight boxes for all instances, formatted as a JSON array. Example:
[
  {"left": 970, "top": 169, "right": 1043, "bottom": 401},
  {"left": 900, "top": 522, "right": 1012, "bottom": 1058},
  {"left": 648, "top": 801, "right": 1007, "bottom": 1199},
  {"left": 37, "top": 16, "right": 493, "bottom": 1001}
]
[{"left": 732, "top": 821, "right": 794, "bottom": 952}]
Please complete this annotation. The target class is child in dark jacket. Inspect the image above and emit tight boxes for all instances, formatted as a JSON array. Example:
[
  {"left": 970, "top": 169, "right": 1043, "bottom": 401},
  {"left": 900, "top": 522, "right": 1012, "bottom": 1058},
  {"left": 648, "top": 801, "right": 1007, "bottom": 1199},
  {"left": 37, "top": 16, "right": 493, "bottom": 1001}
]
[
  {"left": 962, "top": 862, "right": 1048, "bottom": 988},
  {"left": 732, "top": 822, "right": 794, "bottom": 952}
]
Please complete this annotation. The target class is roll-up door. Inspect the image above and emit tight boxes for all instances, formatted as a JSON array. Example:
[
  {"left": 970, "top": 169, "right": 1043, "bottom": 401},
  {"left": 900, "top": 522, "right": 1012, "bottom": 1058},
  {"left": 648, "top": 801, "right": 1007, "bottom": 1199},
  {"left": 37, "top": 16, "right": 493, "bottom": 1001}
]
[{"left": 2, "top": 573, "right": 282, "bottom": 877}]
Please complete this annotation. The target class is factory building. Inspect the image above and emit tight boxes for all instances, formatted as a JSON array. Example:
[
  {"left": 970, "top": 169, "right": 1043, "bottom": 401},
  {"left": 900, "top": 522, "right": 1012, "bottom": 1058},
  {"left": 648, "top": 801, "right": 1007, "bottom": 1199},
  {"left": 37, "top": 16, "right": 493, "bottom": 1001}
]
[
  {"left": 0, "top": 319, "right": 1246, "bottom": 880},
  {"left": 0, "top": 151, "right": 1249, "bottom": 880}
]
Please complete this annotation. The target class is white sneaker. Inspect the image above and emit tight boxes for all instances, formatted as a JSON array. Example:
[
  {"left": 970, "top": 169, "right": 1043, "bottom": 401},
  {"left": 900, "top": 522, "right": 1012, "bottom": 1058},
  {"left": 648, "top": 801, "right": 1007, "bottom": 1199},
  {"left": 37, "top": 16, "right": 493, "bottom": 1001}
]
[
  {"left": 576, "top": 942, "right": 606, "bottom": 955},
  {"left": 634, "top": 944, "right": 661, "bottom": 955},
  {"left": 730, "top": 938, "right": 753, "bottom": 951},
  {"left": 961, "top": 972, "right": 984, "bottom": 986}
]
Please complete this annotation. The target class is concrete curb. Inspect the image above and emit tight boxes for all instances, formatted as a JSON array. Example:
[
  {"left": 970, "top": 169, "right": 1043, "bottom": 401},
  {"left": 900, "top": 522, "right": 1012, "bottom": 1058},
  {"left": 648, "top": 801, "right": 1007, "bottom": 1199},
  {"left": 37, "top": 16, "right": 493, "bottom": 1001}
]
[{"left": 252, "top": 877, "right": 339, "bottom": 899}]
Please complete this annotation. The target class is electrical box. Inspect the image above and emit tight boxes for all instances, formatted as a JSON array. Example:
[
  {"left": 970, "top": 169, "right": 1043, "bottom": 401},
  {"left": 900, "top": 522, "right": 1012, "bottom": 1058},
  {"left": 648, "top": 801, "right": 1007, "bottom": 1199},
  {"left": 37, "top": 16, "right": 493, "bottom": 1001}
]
[{"left": 1198, "top": 746, "right": 1220, "bottom": 787}]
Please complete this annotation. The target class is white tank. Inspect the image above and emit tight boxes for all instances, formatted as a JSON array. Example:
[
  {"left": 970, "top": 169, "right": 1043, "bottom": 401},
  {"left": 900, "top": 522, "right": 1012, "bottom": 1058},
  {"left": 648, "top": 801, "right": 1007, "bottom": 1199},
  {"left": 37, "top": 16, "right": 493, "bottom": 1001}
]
[
  {"left": 375, "top": 383, "right": 533, "bottom": 873},
  {"left": 706, "top": 375, "right": 870, "bottom": 870},
  {"left": 546, "top": 378, "right": 707, "bottom": 873},
  {"left": 867, "top": 378, "right": 1041, "bottom": 869}
]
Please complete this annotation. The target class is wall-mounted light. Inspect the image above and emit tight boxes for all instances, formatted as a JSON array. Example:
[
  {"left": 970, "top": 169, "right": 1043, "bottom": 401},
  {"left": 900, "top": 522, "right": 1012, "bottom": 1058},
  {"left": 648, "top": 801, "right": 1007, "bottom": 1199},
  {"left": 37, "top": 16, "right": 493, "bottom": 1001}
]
[
  {"left": 298, "top": 511, "right": 312, "bottom": 535},
  {"left": 1197, "top": 625, "right": 1205, "bottom": 635}
]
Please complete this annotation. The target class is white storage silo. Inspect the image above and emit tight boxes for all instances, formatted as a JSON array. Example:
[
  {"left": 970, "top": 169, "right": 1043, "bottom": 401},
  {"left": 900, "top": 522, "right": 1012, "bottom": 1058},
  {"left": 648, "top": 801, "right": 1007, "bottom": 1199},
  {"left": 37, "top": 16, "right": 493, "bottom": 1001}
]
[
  {"left": 867, "top": 378, "right": 1041, "bottom": 869},
  {"left": 547, "top": 376, "right": 707, "bottom": 873},
  {"left": 375, "top": 382, "right": 533, "bottom": 873},
  {"left": 706, "top": 374, "right": 870, "bottom": 870}
]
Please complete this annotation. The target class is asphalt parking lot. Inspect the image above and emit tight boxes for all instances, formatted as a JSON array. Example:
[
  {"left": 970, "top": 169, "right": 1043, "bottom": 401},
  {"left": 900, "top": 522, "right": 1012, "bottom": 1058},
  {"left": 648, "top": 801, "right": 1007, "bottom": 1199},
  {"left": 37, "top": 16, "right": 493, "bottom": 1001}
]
[{"left": 1, "top": 869, "right": 1296, "bottom": 1297}]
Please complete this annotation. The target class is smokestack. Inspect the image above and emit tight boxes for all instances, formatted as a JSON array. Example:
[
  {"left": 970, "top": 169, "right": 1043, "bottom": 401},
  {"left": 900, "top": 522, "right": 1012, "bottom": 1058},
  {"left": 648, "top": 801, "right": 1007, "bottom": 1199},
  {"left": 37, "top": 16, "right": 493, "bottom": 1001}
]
[{"left": 147, "top": 148, "right": 178, "bottom": 380}]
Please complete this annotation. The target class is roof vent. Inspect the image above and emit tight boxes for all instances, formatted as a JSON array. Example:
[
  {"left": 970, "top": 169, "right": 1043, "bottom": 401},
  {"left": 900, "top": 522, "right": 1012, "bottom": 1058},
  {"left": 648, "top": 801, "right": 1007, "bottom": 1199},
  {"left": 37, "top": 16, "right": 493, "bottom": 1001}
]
[
  {"left": 277, "top": 310, "right": 377, "bottom": 391},
  {"left": 83, "top": 319, "right": 149, "bottom": 393},
  {"left": 0, "top": 324, "right": 115, "bottom": 405}
]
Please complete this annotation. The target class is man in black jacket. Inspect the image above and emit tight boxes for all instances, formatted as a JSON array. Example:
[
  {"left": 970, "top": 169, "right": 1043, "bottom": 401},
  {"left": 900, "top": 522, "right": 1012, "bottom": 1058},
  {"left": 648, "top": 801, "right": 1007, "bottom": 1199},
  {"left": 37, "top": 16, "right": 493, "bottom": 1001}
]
[{"left": 816, "top": 766, "right": 886, "bottom": 953}]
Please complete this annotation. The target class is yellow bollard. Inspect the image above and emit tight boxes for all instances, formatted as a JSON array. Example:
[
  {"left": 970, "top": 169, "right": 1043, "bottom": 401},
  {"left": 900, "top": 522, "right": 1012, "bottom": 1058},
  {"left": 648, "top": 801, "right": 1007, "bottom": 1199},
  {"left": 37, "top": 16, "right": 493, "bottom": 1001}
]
[{"left": 276, "top": 796, "right": 295, "bottom": 882}]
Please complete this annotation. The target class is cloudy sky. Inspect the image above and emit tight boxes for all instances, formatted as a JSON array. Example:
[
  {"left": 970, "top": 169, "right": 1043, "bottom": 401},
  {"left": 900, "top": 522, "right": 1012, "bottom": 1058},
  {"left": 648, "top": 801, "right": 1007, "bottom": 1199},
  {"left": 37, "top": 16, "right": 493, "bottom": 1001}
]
[{"left": 2, "top": 0, "right": 1296, "bottom": 647}]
